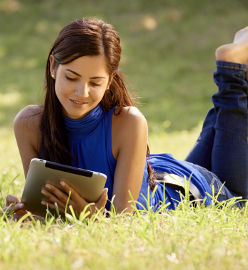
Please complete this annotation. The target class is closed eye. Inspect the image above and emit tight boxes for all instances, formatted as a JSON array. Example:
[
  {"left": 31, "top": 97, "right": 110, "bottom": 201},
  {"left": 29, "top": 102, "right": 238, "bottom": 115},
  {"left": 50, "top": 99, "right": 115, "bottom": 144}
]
[
  {"left": 65, "top": 75, "right": 102, "bottom": 86},
  {"left": 89, "top": 82, "right": 101, "bottom": 87},
  {"left": 65, "top": 75, "right": 77, "bottom": 81}
]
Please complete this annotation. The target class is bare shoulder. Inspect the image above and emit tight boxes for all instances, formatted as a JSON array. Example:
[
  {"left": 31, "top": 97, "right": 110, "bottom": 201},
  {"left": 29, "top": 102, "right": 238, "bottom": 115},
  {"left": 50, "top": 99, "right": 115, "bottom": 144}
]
[
  {"left": 112, "top": 106, "right": 148, "bottom": 158},
  {"left": 113, "top": 106, "right": 147, "bottom": 127},
  {"left": 13, "top": 105, "right": 43, "bottom": 152},
  {"left": 14, "top": 105, "right": 43, "bottom": 130}
]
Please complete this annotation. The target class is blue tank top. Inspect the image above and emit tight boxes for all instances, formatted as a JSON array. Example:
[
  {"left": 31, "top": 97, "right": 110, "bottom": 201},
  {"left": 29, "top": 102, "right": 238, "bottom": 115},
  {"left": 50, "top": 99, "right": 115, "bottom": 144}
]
[{"left": 63, "top": 104, "right": 212, "bottom": 211}]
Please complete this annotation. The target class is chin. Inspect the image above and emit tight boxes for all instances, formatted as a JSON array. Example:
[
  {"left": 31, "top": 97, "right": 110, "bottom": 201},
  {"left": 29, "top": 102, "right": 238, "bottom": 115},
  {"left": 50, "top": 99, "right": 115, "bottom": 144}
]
[
  {"left": 63, "top": 103, "right": 97, "bottom": 119},
  {"left": 67, "top": 110, "right": 90, "bottom": 119}
]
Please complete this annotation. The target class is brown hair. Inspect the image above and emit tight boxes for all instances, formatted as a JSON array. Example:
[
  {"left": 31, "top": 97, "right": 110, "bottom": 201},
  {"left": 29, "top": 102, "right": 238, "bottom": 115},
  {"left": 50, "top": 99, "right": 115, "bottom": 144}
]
[{"left": 41, "top": 18, "right": 156, "bottom": 189}]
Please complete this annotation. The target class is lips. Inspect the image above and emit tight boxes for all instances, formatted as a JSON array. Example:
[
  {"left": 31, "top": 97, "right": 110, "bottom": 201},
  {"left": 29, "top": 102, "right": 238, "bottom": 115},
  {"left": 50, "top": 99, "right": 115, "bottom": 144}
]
[{"left": 69, "top": 98, "right": 89, "bottom": 105}]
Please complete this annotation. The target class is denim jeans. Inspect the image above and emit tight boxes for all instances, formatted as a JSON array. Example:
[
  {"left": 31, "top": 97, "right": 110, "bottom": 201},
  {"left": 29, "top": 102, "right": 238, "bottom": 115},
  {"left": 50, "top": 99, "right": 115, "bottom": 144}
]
[
  {"left": 189, "top": 163, "right": 244, "bottom": 207},
  {"left": 186, "top": 61, "right": 248, "bottom": 200}
]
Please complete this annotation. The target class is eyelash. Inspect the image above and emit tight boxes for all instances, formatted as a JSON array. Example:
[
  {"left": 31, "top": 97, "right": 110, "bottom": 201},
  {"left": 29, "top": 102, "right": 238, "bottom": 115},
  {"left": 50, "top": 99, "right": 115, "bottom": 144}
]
[
  {"left": 65, "top": 76, "right": 76, "bottom": 81},
  {"left": 65, "top": 76, "right": 101, "bottom": 87},
  {"left": 90, "top": 82, "right": 101, "bottom": 87}
]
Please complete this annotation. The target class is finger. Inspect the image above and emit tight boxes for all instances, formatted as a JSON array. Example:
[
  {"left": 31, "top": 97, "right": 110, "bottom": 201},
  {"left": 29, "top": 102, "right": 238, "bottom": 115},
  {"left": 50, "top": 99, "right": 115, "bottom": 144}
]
[
  {"left": 41, "top": 188, "right": 67, "bottom": 210},
  {"left": 6, "top": 194, "right": 20, "bottom": 206},
  {"left": 13, "top": 203, "right": 25, "bottom": 212},
  {"left": 61, "top": 181, "right": 89, "bottom": 214},
  {"left": 41, "top": 200, "right": 65, "bottom": 214},
  {"left": 44, "top": 184, "right": 69, "bottom": 204},
  {"left": 60, "top": 180, "right": 87, "bottom": 205},
  {"left": 95, "top": 188, "right": 108, "bottom": 210},
  {"left": 3, "top": 202, "right": 24, "bottom": 215}
]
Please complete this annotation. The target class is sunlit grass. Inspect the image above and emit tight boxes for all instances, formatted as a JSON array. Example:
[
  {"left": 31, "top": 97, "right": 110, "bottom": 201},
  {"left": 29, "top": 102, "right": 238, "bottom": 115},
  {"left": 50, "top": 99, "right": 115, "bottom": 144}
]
[
  {"left": 0, "top": 187, "right": 248, "bottom": 270},
  {"left": 149, "top": 122, "right": 202, "bottom": 160},
  {"left": 0, "top": 92, "right": 22, "bottom": 106}
]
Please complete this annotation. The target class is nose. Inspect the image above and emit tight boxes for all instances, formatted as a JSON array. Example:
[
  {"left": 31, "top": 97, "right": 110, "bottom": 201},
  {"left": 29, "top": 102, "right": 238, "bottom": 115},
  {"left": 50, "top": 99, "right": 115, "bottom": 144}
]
[{"left": 75, "top": 83, "right": 89, "bottom": 97}]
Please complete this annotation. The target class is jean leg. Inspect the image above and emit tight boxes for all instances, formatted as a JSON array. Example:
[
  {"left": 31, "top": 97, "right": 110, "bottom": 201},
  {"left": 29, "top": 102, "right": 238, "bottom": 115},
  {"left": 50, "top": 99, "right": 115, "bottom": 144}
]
[
  {"left": 211, "top": 61, "right": 248, "bottom": 197},
  {"left": 191, "top": 163, "right": 244, "bottom": 208},
  {"left": 185, "top": 107, "right": 216, "bottom": 171}
]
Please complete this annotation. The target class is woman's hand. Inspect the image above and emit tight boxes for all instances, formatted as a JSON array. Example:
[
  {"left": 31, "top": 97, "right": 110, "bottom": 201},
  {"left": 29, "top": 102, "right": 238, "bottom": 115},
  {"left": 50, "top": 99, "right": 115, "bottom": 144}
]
[
  {"left": 3, "top": 195, "right": 45, "bottom": 222},
  {"left": 3, "top": 195, "right": 26, "bottom": 220},
  {"left": 41, "top": 180, "right": 108, "bottom": 218}
]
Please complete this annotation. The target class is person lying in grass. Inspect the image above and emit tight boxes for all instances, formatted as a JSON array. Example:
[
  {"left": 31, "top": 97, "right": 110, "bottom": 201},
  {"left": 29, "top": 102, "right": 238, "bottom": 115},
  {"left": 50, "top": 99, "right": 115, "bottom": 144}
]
[{"left": 5, "top": 18, "right": 248, "bottom": 218}]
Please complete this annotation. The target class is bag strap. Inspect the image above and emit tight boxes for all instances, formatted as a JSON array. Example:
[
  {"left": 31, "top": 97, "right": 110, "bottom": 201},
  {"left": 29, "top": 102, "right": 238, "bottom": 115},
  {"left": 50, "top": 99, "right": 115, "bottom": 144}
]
[{"left": 155, "top": 172, "right": 202, "bottom": 201}]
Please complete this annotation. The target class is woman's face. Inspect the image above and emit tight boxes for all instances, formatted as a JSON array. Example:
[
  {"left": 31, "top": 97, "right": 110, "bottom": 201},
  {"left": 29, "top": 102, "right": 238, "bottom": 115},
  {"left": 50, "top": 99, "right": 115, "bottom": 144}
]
[{"left": 50, "top": 55, "right": 110, "bottom": 119}]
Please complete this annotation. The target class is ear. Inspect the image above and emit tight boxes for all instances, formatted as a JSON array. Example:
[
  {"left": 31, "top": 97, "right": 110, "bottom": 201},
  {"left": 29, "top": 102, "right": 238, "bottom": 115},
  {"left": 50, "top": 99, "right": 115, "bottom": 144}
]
[{"left": 49, "top": 55, "right": 56, "bottom": 78}]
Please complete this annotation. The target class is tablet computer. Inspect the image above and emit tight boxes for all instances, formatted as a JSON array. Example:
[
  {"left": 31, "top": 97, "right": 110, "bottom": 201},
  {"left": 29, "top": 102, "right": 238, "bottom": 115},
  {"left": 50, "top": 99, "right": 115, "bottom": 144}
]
[{"left": 21, "top": 158, "right": 107, "bottom": 216}]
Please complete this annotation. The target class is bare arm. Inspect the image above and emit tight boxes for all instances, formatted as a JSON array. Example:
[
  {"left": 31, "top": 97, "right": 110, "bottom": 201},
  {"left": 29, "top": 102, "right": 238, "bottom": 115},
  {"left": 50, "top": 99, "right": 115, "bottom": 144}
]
[
  {"left": 111, "top": 107, "right": 148, "bottom": 213},
  {"left": 4, "top": 105, "right": 42, "bottom": 216},
  {"left": 13, "top": 105, "right": 42, "bottom": 177}
]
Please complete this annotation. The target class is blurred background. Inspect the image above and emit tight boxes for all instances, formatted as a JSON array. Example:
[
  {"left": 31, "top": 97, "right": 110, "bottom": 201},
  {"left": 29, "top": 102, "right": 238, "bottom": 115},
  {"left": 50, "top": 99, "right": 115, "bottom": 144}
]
[{"left": 0, "top": 0, "right": 248, "bottom": 187}]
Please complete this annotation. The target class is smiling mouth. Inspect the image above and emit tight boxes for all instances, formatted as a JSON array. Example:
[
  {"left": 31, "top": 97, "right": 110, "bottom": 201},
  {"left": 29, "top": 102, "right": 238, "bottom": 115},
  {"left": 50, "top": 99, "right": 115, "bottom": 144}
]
[{"left": 69, "top": 99, "right": 89, "bottom": 105}]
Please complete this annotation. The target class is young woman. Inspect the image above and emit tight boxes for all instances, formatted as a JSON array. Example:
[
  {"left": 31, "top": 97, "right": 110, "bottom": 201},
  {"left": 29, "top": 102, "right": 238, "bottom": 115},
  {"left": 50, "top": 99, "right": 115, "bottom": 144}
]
[{"left": 6, "top": 18, "right": 248, "bottom": 218}]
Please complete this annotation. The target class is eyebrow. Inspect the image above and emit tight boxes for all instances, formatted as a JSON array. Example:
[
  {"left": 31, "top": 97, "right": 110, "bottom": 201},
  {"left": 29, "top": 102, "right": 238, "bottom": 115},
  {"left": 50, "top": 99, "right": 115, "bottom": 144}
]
[{"left": 65, "top": 69, "right": 106, "bottom": 79}]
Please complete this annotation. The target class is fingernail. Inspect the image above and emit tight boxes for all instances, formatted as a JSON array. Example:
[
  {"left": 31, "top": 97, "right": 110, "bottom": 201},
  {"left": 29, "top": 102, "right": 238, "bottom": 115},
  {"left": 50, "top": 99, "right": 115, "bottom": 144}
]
[
  {"left": 60, "top": 181, "right": 65, "bottom": 186},
  {"left": 41, "top": 189, "right": 46, "bottom": 195},
  {"left": 41, "top": 201, "right": 46, "bottom": 205},
  {"left": 45, "top": 184, "right": 51, "bottom": 189}
]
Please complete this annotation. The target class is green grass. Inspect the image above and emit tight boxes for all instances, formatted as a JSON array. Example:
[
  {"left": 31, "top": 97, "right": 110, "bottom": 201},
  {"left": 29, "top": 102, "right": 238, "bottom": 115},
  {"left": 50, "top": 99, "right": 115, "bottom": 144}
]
[
  {"left": 1, "top": 0, "right": 248, "bottom": 269},
  {"left": 1, "top": 178, "right": 248, "bottom": 270}
]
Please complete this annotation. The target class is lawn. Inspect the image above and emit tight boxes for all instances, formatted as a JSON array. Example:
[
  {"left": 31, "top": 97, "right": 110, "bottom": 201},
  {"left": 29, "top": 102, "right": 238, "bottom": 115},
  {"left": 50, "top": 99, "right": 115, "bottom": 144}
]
[{"left": 1, "top": 0, "right": 248, "bottom": 269}]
